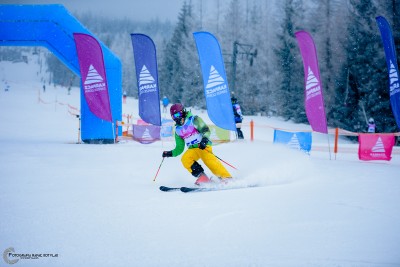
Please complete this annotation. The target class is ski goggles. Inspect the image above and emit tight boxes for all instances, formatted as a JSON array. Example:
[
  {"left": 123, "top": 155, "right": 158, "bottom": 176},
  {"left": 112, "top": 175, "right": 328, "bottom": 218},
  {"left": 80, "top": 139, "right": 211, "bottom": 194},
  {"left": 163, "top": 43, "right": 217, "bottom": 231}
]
[{"left": 172, "top": 111, "right": 184, "bottom": 119}]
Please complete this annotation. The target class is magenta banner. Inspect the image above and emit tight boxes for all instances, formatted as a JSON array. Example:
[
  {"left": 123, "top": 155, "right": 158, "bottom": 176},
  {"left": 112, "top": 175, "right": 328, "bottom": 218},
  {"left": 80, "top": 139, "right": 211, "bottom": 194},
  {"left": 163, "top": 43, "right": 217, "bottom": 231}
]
[
  {"left": 295, "top": 30, "right": 328, "bottom": 134},
  {"left": 73, "top": 33, "right": 112, "bottom": 122},
  {"left": 358, "top": 134, "right": 395, "bottom": 161}
]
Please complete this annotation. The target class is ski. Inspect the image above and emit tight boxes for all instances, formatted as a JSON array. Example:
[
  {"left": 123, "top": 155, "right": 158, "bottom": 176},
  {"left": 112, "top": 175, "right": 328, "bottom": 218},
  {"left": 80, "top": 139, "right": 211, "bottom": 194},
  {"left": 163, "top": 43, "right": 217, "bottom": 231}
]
[
  {"left": 181, "top": 184, "right": 259, "bottom": 193},
  {"left": 159, "top": 186, "right": 180, "bottom": 192},
  {"left": 180, "top": 187, "right": 210, "bottom": 193},
  {"left": 160, "top": 184, "right": 259, "bottom": 193},
  {"left": 159, "top": 186, "right": 213, "bottom": 193}
]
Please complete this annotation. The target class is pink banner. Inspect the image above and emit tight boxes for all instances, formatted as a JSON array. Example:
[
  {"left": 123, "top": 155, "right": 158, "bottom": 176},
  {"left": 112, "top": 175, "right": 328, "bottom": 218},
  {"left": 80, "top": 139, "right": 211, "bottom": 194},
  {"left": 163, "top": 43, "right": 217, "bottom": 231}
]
[
  {"left": 73, "top": 33, "right": 112, "bottom": 122},
  {"left": 358, "top": 134, "right": 395, "bottom": 161},
  {"left": 295, "top": 30, "right": 328, "bottom": 134}
]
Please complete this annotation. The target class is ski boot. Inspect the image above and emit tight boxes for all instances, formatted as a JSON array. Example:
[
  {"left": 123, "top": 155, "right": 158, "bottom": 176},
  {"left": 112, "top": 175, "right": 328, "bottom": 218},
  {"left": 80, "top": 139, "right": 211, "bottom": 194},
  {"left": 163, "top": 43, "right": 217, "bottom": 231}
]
[
  {"left": 191, "top": 161, "right": 212, "bottom": 185},
  {"left": 195, "top": 172, "right": 212, "bottom": 185}
]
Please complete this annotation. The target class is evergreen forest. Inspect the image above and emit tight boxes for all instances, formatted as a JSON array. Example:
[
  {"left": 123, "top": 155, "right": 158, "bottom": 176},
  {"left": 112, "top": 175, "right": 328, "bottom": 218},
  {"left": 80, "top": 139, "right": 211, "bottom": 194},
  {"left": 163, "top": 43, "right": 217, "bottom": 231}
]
[{"left": 1, "top": 0, "right": 399, "bottom": 133}]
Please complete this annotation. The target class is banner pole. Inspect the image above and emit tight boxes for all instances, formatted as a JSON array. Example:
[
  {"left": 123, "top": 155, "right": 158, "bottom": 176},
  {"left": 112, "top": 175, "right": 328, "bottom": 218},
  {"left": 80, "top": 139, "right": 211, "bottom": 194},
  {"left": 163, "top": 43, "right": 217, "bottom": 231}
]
[
  {"left": 115, "top": 121, "right": 119, "bottom": 143},
  {"left": 112, "top": 122, "right": 116, "bottom": 144},
  {"left": 77, "top": 115, "right": 81, "bottom": 144},
  {"left": 326, "top": 133, "right": 332, "bottom": 160}
]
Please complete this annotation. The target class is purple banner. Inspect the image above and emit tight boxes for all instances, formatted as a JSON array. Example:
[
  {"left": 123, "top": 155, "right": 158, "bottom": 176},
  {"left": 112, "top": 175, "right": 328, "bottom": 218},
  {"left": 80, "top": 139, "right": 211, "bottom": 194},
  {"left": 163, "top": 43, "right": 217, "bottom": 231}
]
[
  {"left": 131, "top": 34, "right": 161, "bottom": 126},
  {"left": 376, "top": 16, "right": 400, "bottom": 130},
  {"left": 133, "top": 125, "right": 160, "bottom": 144},
  {"left": 73, "top": 33, "right": 112, "bottom": 122},
  {"left": 295, "top": 30, "right": 328, "bottom": 134}
]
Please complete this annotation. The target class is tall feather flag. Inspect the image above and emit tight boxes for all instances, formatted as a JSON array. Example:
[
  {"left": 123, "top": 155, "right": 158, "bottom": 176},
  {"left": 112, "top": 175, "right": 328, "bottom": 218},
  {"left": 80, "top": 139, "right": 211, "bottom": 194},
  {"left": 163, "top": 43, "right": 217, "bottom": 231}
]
[
  {"left": 131, "top": 33, "right": 161, "bottom": 126},
  {"left": 295, "top": 30, "right": 328, "bottom": 134},
  {"left": 376, "top": 16, "right": 400, "bottom": 130},
  {"left": 73, "top": 33, "right": 112, "bottom": 122},
  {"left": 193, "top": 31, "right": 236, "bottom": 131}
]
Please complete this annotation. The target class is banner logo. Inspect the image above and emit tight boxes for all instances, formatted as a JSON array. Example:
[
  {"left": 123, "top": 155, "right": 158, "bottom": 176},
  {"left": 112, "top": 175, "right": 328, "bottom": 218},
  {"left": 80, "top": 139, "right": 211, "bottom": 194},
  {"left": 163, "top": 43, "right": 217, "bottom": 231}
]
[
  {"left": 84, "top": 64, "right": 104, "bottom": 84},
  {"left": 205, "top": 65, "right": 227, "bottom": 97},
  {"left": 83, "top": 64, "right": 106, "bottom": 93},
  {"left": 141, "top": 128, "right": 152, "bottom": 141},
  {"left": 139, "top": 65, "right": 157, "bottom": 95},
  {"left": 389, "top": 61, "right": 400, "bottom": 96},
  {"left": 288, "top": 134, "right": 301, "bottom": 150},
  {"left": 305, "top": 67, "right": 321, "bottom": 100},
  {"left": 370, "top": 137, "right": 386, "bottom": 157}
]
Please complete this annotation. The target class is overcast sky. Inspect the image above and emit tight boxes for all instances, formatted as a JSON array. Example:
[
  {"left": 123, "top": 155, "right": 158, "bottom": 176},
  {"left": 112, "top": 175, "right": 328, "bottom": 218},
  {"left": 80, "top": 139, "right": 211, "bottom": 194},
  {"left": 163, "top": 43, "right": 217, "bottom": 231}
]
[{"left": 1, "top": 0, "right": 186, "bottom": 21}]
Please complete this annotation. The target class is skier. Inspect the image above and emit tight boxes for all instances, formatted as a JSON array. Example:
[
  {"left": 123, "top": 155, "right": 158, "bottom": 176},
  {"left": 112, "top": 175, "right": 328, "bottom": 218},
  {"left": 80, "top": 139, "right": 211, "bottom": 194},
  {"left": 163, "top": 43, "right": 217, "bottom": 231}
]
[
  {"left": 366, "top": 118, "right": 376, "bottom": 133},
  {"left": 162, "top": 96, "right": 169, "bottom": 113},
  {"left": 123, "top": 91, "right": 127, "bottom": 104},
  {"left": 162, "top": 103, "right": 232, "bottom": 185},
  {"left": 232, "top": 96, "right": 244, "bottom": 139}
]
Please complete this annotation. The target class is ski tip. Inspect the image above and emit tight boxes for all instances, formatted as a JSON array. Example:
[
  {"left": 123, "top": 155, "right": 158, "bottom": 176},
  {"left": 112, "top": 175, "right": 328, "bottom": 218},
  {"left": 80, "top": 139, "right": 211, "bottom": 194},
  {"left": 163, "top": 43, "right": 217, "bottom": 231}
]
[
  {"left": 180, "top": 187, "right": 199, "bottom": 193},
  {"left": 159, "top": 186, "right": 174, "bottom": 191},
  {"left": 159, "top": 186, "right": 180, "bottom": 192}
]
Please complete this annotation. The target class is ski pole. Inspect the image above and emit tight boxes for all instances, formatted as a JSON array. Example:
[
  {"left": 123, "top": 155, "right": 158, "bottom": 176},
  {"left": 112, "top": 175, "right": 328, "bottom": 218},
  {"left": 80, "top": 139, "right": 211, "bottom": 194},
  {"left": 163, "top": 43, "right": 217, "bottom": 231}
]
[
  {"left": 205, "top": 149, "right": 238, "bottom": 170},
  {"left": 153, "top": 157, "right": 165, "bottom": 182}
]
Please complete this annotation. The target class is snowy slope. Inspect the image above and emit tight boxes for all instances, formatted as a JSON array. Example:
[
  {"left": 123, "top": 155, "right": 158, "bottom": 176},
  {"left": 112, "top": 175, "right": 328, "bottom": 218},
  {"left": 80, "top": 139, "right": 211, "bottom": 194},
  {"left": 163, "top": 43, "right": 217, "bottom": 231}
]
[{"left": 1, "top": 61, "right": 400, "bottom": 267}]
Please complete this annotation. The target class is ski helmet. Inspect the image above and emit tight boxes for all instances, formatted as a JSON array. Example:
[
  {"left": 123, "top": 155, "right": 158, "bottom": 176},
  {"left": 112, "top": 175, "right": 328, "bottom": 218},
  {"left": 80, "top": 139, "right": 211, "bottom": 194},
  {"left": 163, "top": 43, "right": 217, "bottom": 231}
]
[
  {"left": 170, "top": 103, "right": 186, "bottom": 125},
  {"left": 231, "top": 96, "right": 238, "bottom": 104},
  {"left": 368, "top": 118, "right": 374, "bottom": 123}
]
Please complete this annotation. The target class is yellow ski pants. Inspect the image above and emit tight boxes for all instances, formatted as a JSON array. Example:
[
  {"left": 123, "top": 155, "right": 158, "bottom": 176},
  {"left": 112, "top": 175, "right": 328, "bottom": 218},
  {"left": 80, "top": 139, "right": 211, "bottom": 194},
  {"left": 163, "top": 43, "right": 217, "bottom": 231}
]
[{"left": 181, "top": 146, "right": 232, "bottom": 178}]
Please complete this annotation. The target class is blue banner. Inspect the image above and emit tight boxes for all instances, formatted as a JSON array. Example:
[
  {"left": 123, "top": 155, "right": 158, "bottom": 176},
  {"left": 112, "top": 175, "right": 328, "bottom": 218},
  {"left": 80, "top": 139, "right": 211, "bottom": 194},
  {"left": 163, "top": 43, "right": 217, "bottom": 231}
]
[
  {"left": 193, "top": 32, "right": 236, "bottom": 131},
  {"left": 131, "top": 33, "right": 161, "bottom": 126},
  {"left": 376, "top": 16, "right": 400, "bottom": 130},
  {"left": 273, "top": 130, "right": 312, "bottom": 153}
]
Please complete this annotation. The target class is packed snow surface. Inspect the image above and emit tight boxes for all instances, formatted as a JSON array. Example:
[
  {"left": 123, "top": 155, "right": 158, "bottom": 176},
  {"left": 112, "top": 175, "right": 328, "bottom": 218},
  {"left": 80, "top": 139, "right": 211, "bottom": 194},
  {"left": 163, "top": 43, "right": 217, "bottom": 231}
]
[{"left": 1, "top": 61, "right": 399, "bottom": 267}]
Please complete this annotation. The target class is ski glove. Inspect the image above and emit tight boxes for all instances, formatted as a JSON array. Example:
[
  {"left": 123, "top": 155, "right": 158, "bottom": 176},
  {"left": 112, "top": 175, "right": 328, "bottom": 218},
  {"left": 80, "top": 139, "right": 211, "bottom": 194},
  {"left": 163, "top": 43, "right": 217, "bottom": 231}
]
[
  {"left": 199, "top": 137, "right": 209, "bottom": 150},
  {"left": 162, "top": 151, "right": 173, "bottom": 158}
]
